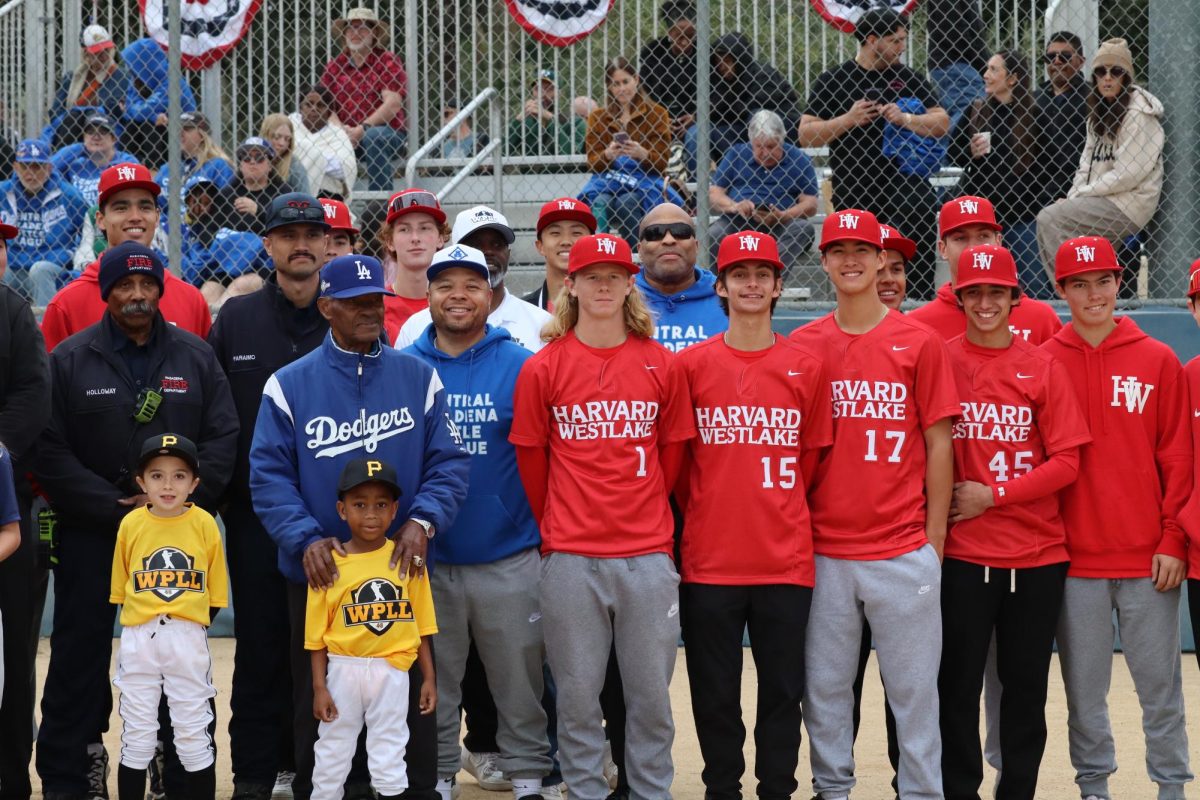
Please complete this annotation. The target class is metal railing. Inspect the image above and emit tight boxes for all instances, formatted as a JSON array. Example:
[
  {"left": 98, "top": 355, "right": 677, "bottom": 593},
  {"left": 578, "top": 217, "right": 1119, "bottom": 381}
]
[{"left": 404, "top": 88, "right": 503, "bottom": 205}]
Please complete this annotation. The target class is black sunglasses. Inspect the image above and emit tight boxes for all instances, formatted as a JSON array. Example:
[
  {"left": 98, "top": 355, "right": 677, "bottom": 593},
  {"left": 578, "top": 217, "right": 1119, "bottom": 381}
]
[
  {"left": 273, "top": 203, "right": 326, "bottom": 223},
  {"left": 389, "top": 190, "right": 439, "bottom": 215},
  {"left": 240, "top": 154, "right": 268, "bottom": 163},
  {"left": 1094, "top": 66, "right": 1127, "bottom": 79},
  {"left": 640, "top": 222, "right": 695, "bottom": 242},
  {"left": 1043, "top": 50, "right": 1075, "bottom": 64}
]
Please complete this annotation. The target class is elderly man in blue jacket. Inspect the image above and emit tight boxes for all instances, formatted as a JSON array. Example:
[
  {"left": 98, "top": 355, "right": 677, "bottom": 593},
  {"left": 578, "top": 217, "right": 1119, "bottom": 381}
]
[{"left": 250, "top": 253, "right": 470, "bottom": 800}]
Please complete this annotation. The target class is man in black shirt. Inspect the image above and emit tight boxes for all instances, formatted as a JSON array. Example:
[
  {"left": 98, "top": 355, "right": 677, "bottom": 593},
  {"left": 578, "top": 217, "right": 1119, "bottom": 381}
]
[
  {"left": 638, "top": 0, "right": 697, "bottom": 141},
  {"left": 1034, "top": 31, "right": 1089, "bottom": 208},
  {"left": 799, "top": 8, "right": 949, "bottom": 298},
  {"left": 925, "top": 0, "right": 987, "bottom": 135}
]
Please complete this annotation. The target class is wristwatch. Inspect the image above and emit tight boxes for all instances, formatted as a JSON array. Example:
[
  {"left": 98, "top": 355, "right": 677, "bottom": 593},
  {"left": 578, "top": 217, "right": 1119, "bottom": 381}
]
[{"left": 410, "top": 517, "right": 435, "bottom": 538}]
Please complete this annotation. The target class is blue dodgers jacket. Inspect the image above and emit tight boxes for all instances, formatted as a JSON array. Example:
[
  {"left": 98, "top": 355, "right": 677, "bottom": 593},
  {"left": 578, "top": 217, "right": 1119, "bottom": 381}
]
[
  {"left": 635, "top": 267, "right": 728, "bottom": 352},
  {"left": 0, "top": 176, "right": 88, "bottom": 271},
  {"left": 404, "top": 324, "right": 539, "bottom": 565},
  {"left": 50, "top": 144, "right": 141, "bottom": 206},
  {"left": 249, "top": 332, "right": 471, "bottom": 585}
]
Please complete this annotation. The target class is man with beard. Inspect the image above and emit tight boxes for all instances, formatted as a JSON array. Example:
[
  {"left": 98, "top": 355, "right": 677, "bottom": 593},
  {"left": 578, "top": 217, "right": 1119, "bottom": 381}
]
[
  {"left": 207, "top": 193, "right": 336, "bottom": 800},
  {"left": 34, "top": 241, "right": 237, "bottom": 800}
]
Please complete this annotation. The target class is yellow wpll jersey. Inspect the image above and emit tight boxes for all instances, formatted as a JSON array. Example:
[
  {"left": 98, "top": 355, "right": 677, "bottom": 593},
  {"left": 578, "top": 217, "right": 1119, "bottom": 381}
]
[
  {"left": 305, "top": 548, "right": 437, "bottom": 671},
  {"left": 109, "top": 504, "right": 229, "bottom": 627}
]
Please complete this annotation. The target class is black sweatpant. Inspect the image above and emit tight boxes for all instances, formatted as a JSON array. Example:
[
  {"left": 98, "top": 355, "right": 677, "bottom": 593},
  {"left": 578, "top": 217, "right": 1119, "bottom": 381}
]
[
  {"left": 287, "top": 581, "right": 437, "bottom": 800},
  {"left": 1189, "top": 579, "right": 1200, "bottom": 673},
  {"left": 938, "top": 559, "right": 1068, "bottom": 800},
  {"left": 681, "top": 583, "right": 811, "bottom": 800},
  {"left": 224, "top": 500, "right": 294, "bottom": 788}
]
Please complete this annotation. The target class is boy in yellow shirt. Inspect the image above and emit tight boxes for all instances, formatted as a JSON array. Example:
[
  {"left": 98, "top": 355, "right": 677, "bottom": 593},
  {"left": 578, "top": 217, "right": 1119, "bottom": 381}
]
[
  {"left": 306, "top": 458, "right": 437, "bottom": 800},
  {"left": 109, "top": 433, "right": 228, "bottom": 800}
]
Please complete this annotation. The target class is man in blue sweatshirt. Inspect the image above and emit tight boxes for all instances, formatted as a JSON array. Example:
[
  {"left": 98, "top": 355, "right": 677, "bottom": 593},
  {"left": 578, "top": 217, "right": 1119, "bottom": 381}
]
[
  {"left": 250, "top": 252, "right": 470, "bottom": 800},
  {"left": 403, "top": 244, "right": 551, "bottom": 800},
  {"left": 634, "top": 202, "right": 727, "bottom": 352}
]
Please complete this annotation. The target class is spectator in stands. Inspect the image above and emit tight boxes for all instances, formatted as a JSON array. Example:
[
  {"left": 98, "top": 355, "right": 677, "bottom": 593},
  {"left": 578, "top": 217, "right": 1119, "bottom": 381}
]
[
  {"left": 178, "top": 175, "right": 266, "bottom": 307},
  {"left": 924, "top": 0, "right": 987, "bottom": 135},
  {"left": 950, "top": 52, "right": 1045, "bottom": 296},
  {"left": 320, "top": 198, "right": 358, "bottom": 261},
  {"left": 320, "top": 6, "right": 407, "bottom": 191},
  {"left": 290, "top": 84, "right": 357, "bottom": 201},
  {"left": 441, "top": 99, "right": 478, "bottom": 159},
  {"left": 381, "top": 188, "right": 448, "bottom": 341},
  {"left": 507, "top": 70, "right": 585, "bottom": 157},
  {"left": 1036, "top": 38, "right": 1164, "bottom": 285},
  {"left": 46, "top": 25, "right": 129, "bottom": 142},
  {"left": 1034, "top": 32, "right": 1089, "bottom": 210},
  {"left": 120, "top": 37, "right": 198, "bottom": 170},
  {"left": 581, "top": 57, "right": 674, "bottom": 248},
  {"left": 638, "top": 0, "right": 697, "bottom": 141},
  {"left": 154, "top": 111, "right": 236, "bottom": 199},
  {"left": 708, "top": 109, "right": 818, "bottom": 272},
  {"left": 686, "top": 32, "right": 799, "bottom": 174},
  {"left": 798, "top": 8, "right": 949, "bottom": 297},
  {"left": 50, "top": 111, "right": 139, "bottom": 206},
  {"left": 0, "top": 140, "right": 87, "bottom": 307},
  {"left": 260, "top": 113, "right": 311, "bottom": 194},
  {"left": 228, "top": 137, "right": 289, "bottom": 235},
  {"left": 41, "top": 163, "right": 212, "bottom": 351}
]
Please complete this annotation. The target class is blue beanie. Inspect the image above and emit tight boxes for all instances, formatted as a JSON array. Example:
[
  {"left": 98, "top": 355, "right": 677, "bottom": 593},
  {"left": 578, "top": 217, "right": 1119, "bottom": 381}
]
[{"left": 99, "top": 242, "right": 166, "bottom": 300}]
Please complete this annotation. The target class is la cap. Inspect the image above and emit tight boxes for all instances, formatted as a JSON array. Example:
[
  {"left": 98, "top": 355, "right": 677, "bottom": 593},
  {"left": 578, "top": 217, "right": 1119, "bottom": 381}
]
[
  {"left": 15, "top": 139, "right": 52, "bottom": 164},
  {"left": 716, "top": 230, "right": 784, "bottom": 273},
  {"left": 1055, "top": 236, "right": 1121, "bottom": 282},
  {"left": 337, "top": 457, "right": 402, "bottom": 499},
  {"left": 320, "top": 254, "right": 395, "bottom": 299},
  {"left": 955, "top": 244, "right": 1019, "bottom": 291},
  {"left": 567, "top": 233, "right": 638, "bottom": 275},
  {"left": 98, "top": 242, "right": 166, "bottom": 300},
  {"left": 427, "top": 244, "right": 489, "bottom": 282},
  {"left": 536, "top": 197, "right": 596, "bottom": 236},
  {"left": 879, "top": 224, "right": 916, "bottom": 261},
  {"left": 1188, "top": 259, "right": 1200, "bottom": 299},
  {"left": 453, "top": 205, "right": 516, "bottom": 245},
  {"left": 81, "top": 24, "right": 115, "bottom": 54},
  {"left": 320, "top": 198, "right": 359, "bottom": 235},
  {"left": 939, "top": 195, "right": 1002, "bottom": 238},
  {"left": 138, "top": 432, "right": 199, "bottom": 474},
  {"left": 820, "top": 209, "right": 883, "bottom": 251},
  {"left": 98, "top": 162, "right": 160, "bottom": 206},
  {"left": 386, "top": 188, "right": 446, "bottom": 226},
  {"left": 263, "top": 192, "right": 329, "bottom": 234}
]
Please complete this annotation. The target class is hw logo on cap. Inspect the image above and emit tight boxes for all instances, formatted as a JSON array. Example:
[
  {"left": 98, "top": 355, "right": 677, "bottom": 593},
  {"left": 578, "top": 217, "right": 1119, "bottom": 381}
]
[
  {"left": 972, "top": 252, "right": 993, "bottom": 270},
  {"left": 838, "top": 213, "right": 860, "bottom": 230},
  {"left": 323, "top": 204, "right": 337, "bottom": 219},
  {"left": 1075, "top": 244, "right": 1096, "bottom": 263},
  {"left": 557, "top": 199, "right": 577, "bottom": 211},
  {"left": 958, "top": 199, "right": 980, "bottom": 215},
  {"left": 596, "top": 237, "right": 618, "bottom": 255},
  {"left": 738, "top": 234, "right": 761, "bottom": 252},
  {"left": 116, "top": 165, "right": 138, "bottom": 182}
]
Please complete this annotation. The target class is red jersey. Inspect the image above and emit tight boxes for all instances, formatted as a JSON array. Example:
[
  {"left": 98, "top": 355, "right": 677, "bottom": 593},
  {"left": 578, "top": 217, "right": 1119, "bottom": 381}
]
[
  {"left": 1041, "top": 318, "right": 1192, "bottom": 578},
  {"left": 908, "top": 282, "right": 1062, "bottom": 344},
  {"left": 946, "top": 335, "right": 1090, "bottom": 568},
  {"left": 383, "top": 294, "right": 427, "bottom": 344},
  {"left": 509, "top": 331, "right": 695, "bottom": 558},
  {"left": 790, "top": 311, "right": 959, "bottom": 559},
  {"left": 676, "top": 335, "right": 833, "bottom": 586},
  {"left": 1180, "top": 356, "right": 1200, "bottom": 580},
  {"left": 41, "top": 258, "right": 212, "bottom": 352}
]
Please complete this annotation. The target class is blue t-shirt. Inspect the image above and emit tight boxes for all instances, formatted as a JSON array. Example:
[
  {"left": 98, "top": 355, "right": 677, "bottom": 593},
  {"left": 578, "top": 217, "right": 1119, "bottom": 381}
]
[
  {"left": 712, "top": 143, "right": 819, "bottom": 210},
  {"left": 0, "top": 448, "right": 20, "bottom": 526}
]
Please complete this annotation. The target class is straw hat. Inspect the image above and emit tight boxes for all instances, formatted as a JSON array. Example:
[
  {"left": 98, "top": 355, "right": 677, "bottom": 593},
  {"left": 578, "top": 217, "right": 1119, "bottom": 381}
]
[{"left": 332, "top": 8, "right": 389, "bottom": 48}]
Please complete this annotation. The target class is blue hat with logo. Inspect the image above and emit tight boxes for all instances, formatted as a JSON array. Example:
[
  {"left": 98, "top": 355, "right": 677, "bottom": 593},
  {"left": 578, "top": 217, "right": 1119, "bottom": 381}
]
[
  {"left": 236, "top": 136, "right": 275, "bottom": 160},
  {"left": 15, "top": 139, "right": 51, "bottom": 163},
  {"left": 427, "top": 244, "right": 489, "bottom": 282},
  {"left": 98, "top": 241, "right": 166, "bottom": 300},
  {"left": 320, "top": 254, "right": 395, "bottom": 299},
  {"left": 84, "top": 112, "right": 116, "bottom": 133}
]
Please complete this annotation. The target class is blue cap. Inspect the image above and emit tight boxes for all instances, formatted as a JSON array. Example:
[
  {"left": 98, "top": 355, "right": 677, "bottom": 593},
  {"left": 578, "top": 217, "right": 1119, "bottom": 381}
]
[
  {"left": 183, "top": 174, "right": 216, "bottom": 195},
  {"left": 320, "top": 254, "right": 395, "bottom": 299},
  {"left": 98, "top": 242, "right": 165, "bottom": 300},
  {"left": 236, "top": 136, "right": 275, "bottom": 160},
  {"left": 83, "top": 112, "right": 116, "bottom": 133},
  {"left": 427, "top": 244, "right": 489, "bottom": 282},
  {"left": 15, "top": 139, "right": 51, "bottom": 163}
]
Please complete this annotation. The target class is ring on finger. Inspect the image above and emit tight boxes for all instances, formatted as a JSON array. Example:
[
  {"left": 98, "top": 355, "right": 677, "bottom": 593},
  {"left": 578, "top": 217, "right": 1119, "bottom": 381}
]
[{"left": 412, "top": 555, "right": 424, "bottom": 567}]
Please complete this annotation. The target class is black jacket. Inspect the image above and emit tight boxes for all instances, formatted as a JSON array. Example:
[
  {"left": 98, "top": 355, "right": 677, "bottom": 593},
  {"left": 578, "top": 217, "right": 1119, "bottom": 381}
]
[
  {"left": 1034, "top": 76, "right": 1089, "bottom": 207},
  {"left": 522, "top": 281, "right": 551, "bottom": 311},
  {"left": 709, "top": 33, "right": 800, "bottom": 135},
  {"left": 639, "top": 35, "right": 697, "bottom": 119},
  {"left": 207, "top": 272, "right": 328, "bottom": 504},
  {"left": 0, "top": 285, "right": 50, "bottom": 473},
  {"left": 35, "top": 313, "right": 238, "bottom": 531}
]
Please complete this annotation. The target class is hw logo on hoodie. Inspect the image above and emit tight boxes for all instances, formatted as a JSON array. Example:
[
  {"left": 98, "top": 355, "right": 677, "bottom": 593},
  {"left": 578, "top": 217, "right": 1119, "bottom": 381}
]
[{"left": 1111, "top": 375, "right": 1154, "bottom": 414}]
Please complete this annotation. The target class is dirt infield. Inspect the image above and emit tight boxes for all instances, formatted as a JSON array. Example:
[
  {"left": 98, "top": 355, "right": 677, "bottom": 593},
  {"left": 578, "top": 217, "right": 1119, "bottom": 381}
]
[{"left": 33, "top": 639, "right": 1200, "bottom": 798}]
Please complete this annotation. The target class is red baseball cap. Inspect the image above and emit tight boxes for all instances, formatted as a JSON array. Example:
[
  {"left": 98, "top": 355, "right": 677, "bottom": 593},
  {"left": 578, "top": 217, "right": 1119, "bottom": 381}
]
[
  {"left": 1055, "top": 236, "right": 1120, "bottom": 282},
  {"left": 820, "top": 209, "right": 882, "bottom": 251},
  {"left": 939, "top": 195, "right": 1002, "bottom": 238},
  {"left": 879, "top": 224, "right": 916, "bottom": 262},
  {"left": 716, "top": 231, "right": 784, "bottom": 273},
  {"left": 1188, "top": 258, "right": 1200, "bottom": 299},
  {"left": 567, "top": 234, "right": 638, "bottom": 275},
  {"left": 955, "top": 244, "right": 1018, "bottom": 290},
  {"left": 98, "top": 163, "right": 160, "bottom": 207},
  {"left": 386, "top": 188, "right": 446, "bottom": 226},
  {"left": 320, "top": 198, "right": 359, "bottom": 235},
  {"left": 537, "top": 197, "right": 597, "bottom": 236},
  {"left": 0, "top": 212, "right": 16, "bottom": 241}
]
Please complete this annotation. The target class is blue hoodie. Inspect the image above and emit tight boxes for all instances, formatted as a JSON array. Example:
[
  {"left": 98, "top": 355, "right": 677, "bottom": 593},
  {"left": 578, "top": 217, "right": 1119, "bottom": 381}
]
[
  {"left": 0, "top": 176, "right": 88, "bottom": 271},
  {"left": 155, "top": 157, "right": 236, "bottom": 201},
  {"left": 250, "top": 332, "right": 471, "bottom": 584},
  {"left": 50, "top": 143, "right": 141, "bottom": 206},
  {"left": 122, "top": 38, "right": 197, "bottom": 123},
  {"left": 403, "top": 324, "right": 539, "bottom": 565},
  {"left": 636, "top": 267, "right": 728, "bottom": 352}
]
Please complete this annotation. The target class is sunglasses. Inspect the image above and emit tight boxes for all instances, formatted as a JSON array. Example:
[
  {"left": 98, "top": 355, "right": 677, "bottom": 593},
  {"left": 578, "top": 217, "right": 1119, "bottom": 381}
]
[
  {"left": 274, "top": 204, "right": 326, "bottom": 223},
  {"left": 1094, "top": 66, "right": 1127, "bottom": 79},
  {"left": 389, "top": 190, "right": 440, "bottom": 215},
  {"left": 1043, "top": 51, "right": 1076, "bottom": 64},
  {"left": 640, "top": 222, "right": 695, "bottom": 242},
  {"left": 240, "top": 154, "right": 268, "bottom": 163}
]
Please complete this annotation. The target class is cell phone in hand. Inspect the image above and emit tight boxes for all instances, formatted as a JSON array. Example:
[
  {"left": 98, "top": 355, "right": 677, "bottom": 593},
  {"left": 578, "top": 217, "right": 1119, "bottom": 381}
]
[{"left": 614, "top": 132, "right": 630, "bottom": 145}]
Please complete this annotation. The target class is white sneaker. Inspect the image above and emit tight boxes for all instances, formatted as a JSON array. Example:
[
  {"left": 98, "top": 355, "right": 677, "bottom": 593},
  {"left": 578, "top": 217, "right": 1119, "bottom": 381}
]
[
  {"left": 272, "top": 771, "right": 296, "bottom": 799},
  {"left": 461, "top": 746, "right": 512, "bottom": 790},
  {"left": 436, "top": 776, "right": 462, "bottom": 800},
  {"left": 539, "top": 786, "right": 564, "bottom": 800},
  {"left": 602, "top": 740, "right": 618, "bottom": 790},
  {"left": 1082, "top": 796, "right": 1104, "bottom": 800}
]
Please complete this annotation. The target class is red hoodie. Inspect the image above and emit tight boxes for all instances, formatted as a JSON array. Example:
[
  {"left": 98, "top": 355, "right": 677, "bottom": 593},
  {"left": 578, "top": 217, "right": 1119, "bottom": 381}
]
[
  {"left": 1180, "top": 356, "right": 1200, "bottom": 579},
  {"left": 909, "top": 282, "right": 1063, "bottom": 344},
  {"left": 41, "top": 258, "right": 212, "bottom": 352},
  {"left": 1040, "top": 317, "right": 1192, "bottom": 578}
]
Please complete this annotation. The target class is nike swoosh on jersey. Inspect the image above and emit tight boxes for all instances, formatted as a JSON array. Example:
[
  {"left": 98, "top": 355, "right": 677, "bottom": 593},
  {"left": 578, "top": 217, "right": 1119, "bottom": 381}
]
[
  {"left": 788, "top": 370, "right": 804, "bottom": 376},
  {"left": 1016, "top": 373, "right": 1033, "bottom": 379},
  {"left": 892, "top": 345, "right": 910, "bottom": 351},
  {"left": 644, "top": 365, "right": 658, "bottom": 370}
]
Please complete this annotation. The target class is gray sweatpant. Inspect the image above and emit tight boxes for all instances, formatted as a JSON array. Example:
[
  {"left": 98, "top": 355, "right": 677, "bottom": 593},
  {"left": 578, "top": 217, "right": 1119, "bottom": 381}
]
[
  {"left": 1057, "top": 577, "right": 1192, "bottom": 800},
  {"left": 1036, "top": 196, "right": 1141, "bottom": 283},
  {"left": 804, "top": 546, "right": 944, "bottom": 800},
  {"left": 540, "top": 552, "right": 680, "bottom": 800},
  {"left": 431, "top": 547, "right": 551, "bottom": 779}
]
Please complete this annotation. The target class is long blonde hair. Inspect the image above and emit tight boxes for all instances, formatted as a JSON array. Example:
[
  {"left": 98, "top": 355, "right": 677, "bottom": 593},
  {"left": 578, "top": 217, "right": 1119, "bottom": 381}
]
[
  {"left": 541, "top": 279, "right": 656, "bottom": 342},
  {"left": 260, "top": 113, "right": 295, "bottom": 181},
  {"left": 193, "top": 130, "right": 231, "bottom": 169}
]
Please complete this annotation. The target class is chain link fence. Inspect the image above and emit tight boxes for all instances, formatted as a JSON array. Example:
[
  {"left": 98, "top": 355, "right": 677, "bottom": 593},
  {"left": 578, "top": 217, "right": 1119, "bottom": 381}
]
[{"left": 0, "top": 0, "right": 1192, "bottom": 310}]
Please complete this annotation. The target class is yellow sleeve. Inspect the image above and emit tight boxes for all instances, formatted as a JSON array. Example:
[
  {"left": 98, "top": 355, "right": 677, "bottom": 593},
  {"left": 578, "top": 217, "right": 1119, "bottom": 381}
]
[
  {"left": 109, "top": 522, "right": 130, "bottom": 605},
  {"left": 409, "top": 573, "right": 438, "bottom": 637},
  {"left": 205, "top": 519, "right": 229, "bottom": 609},
  {"left": 304, "top": 584, "right": 329, "bottom": 651}
]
